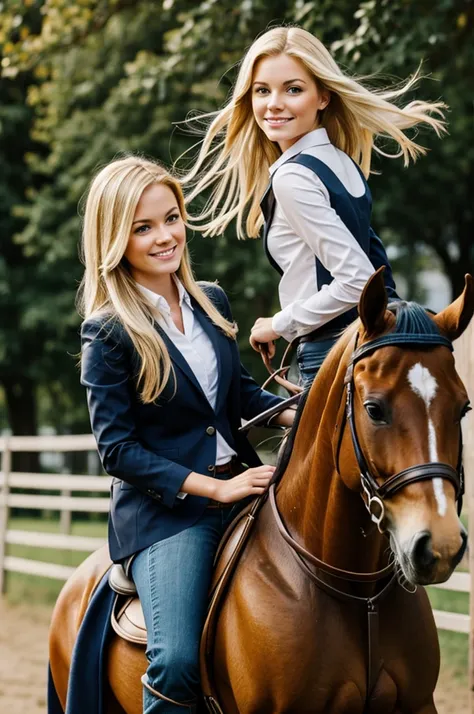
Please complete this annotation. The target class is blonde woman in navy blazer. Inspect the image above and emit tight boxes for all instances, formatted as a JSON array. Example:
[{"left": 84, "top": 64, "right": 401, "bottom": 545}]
[{"left": 79, "top": 155, "right": 295, "bottom": 713}]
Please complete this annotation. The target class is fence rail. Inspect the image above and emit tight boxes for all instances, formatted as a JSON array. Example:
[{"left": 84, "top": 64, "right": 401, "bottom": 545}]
[
  {"left": 0, "top": 420, "right": 472, "bottom": 686},
  {"left": 0, "top": 433, "right": 471, "bottom": 623}
]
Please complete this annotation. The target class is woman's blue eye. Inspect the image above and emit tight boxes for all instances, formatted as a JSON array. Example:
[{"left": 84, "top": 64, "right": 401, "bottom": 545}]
[
  {"left": 166, "top": 214, "right": 180, "bottom": 224},
  {"left": 135, "top": 224, "right": 150, "bottom": 234},
  {"left": 254, "top": 86, "right": 302, "bottom": 95}
]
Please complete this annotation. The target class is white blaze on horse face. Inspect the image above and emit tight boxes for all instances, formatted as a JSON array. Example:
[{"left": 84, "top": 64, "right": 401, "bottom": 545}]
[{"left": 407, "top": 363, "right": 447, "bottom": 517}]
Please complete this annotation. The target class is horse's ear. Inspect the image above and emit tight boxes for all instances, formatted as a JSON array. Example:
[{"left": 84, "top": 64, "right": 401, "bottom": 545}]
[
  {"left": 432, "top": 274, "right": 474, "bottom": 341},
  {"left": 358, "top": 267, "right": 388, "bottom": 337}
]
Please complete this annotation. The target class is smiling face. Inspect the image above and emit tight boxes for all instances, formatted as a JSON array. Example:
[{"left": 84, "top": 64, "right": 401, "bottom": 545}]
[
  {"left": 251, "top": 53, "right": 330, "bottom": 152},
  {"left": 123, "top": 182, "right": 186, "bottom": 292}
]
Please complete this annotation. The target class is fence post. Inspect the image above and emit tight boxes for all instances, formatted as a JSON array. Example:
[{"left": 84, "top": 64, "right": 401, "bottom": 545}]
[{"left": 0, "top": 439, "right": 12, "bottom": 595}]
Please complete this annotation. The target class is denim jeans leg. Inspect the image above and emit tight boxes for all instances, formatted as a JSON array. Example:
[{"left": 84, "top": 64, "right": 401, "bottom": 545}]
[
  {"left": 296, "top": 337, "right": 338, "bottom": 389},
  {"left": 131, "top": 509, "right": 232, "bottom": 713}
]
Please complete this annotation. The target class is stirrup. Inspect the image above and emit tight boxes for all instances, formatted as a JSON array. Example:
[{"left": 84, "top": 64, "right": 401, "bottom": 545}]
[{"left": 204, "top": 696, "right": 225, "bottom": 714}]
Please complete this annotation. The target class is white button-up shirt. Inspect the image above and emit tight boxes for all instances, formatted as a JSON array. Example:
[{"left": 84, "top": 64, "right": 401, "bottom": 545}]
[
  {"left": 137, "top": 279, "right": 236, "bottom": 467},
  {"left": 268, "top": 128, "right": 375, "bottom": 342}
]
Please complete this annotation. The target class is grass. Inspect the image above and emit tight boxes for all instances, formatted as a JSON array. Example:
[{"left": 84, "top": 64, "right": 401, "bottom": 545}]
[
  {"left": 2, "top": 516, "right": 470, "bottom": 685},
  {"left": 427, "top": 587, "right": 469, "bottom": 683}
]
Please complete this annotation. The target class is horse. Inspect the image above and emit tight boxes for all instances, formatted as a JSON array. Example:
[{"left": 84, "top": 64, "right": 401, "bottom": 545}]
[{"left": 49, "top": 269, "right": 474, "bottom": 714}]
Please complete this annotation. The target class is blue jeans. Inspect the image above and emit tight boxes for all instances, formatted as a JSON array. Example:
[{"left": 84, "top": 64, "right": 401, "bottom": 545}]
[
  {"left": 131, "top": 504, "right": 236, "bottom": 713},
  {"left": 296, "top": 336, "right": 338, "bottom": 389}
]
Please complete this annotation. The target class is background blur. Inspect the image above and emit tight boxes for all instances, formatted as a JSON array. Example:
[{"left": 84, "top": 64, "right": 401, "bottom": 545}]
[
  {"left": 0, "top": 1, "right": 473, "bottom": 712},
  {"left": 1, "top": 0, "right": 473, "bottom": 447}
]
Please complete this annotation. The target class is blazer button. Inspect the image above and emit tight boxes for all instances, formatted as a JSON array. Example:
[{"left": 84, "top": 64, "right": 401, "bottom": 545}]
[
  {"left": 206, "top": 426, "right": 216, "bottom": 436},
  {"left": 207, "top": 465, "right": 215, "bottom": 472}
]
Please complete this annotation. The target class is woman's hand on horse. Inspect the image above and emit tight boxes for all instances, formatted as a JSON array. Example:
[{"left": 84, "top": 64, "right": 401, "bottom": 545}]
[
  {"left": 213, "top": 465, "right": 276, "bottom": 503},
  {"left": 250, "top": 317, "right": 279, "bottom": 357}
]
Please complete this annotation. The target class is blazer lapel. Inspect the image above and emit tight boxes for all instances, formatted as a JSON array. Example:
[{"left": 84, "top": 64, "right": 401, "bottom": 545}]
[{"left": 155, "top": 324, "right": 208, "bottom": 402}]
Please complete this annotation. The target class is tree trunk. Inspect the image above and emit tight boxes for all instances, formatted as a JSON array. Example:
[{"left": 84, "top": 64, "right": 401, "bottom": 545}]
[{"left": 2, "top": 375, "right": 40, "bottom": 473}]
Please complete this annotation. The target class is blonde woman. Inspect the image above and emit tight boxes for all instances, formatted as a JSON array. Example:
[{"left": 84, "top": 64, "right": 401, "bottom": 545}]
[
  {"left": 78, "top": 155, "right": 294, "bottom": 712},
  {"left": 184, "top": 26, "right": 446, "bottom": 387}
]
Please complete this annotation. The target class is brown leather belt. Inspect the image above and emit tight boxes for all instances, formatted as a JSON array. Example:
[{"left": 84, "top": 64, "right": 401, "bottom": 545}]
[
  {"left": 206, "top": 458, "right": 242, "bottom": 508},
  {"left": 213, "top": 462, "right": 234, "bottom": 474},
  {"left": 212, "top": 457, "right": 242, "bottom": 475}
]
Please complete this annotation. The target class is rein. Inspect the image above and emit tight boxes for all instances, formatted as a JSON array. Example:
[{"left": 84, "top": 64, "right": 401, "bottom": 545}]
[{"left": 259, "top": 342, "right": 303, "bottom": 395}]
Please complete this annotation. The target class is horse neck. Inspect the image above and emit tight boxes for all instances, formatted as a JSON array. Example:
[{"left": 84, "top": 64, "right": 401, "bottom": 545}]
[{"left": 277, "top": 330, "right": 386, "bottom": 575}]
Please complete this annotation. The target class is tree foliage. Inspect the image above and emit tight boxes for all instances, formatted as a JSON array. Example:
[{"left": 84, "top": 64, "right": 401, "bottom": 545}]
[{"left": 0, "top": 0, "right": 472, "bottom": 435}]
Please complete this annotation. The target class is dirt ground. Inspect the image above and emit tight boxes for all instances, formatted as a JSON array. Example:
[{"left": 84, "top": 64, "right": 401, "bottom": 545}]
[{"left": 0, "top": 598, "right": 469, "bottom": 714}]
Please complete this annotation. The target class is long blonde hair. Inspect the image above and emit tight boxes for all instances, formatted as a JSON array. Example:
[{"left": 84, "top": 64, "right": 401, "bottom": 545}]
[
  {"left": 181, "top": 26, "right": 446, "bottom": 239},
  {"left": 78, "top": 155, "right": 237, "bottom": 403}
]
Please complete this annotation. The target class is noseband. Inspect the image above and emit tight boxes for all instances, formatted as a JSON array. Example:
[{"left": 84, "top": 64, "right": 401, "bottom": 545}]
[{"left": 343, "top": 331, "right": 465, "bottom": 528}]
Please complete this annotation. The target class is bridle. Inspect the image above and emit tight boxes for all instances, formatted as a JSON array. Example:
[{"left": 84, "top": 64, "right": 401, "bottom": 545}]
[
  {"left": 340, "top": 331, "right": 465, "bottom": 527},
  {"left": 268, "top": 327, "right": 465, "bottom": 698}
]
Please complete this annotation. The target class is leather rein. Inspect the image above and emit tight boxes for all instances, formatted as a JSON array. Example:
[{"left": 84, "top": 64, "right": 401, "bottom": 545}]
[{"left": 266, "top": 328, "right": 464, "bottom": 699}]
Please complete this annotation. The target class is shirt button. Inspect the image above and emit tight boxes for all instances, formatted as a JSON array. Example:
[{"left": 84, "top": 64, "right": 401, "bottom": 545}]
[{"left": 206, "top": 426, "right": 216, "bottom": 436}]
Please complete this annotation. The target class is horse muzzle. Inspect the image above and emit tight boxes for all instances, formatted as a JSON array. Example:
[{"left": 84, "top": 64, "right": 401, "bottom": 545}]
[{"left": 393, "top": 524, "right": 467, "bottom": 586}]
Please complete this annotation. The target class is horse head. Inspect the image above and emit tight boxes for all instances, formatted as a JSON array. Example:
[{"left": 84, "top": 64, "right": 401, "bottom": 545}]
[{"left": 338, "top": 268, "right": 474, "bottom": 586}]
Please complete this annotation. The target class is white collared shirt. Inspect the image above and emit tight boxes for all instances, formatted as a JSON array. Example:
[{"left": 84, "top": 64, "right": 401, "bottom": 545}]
[
  {"left": 137, "top": 279, "right": 236, "bottom": 467},
  {"left": 267, "top": 127, "right": 375, "bottom": 342}
]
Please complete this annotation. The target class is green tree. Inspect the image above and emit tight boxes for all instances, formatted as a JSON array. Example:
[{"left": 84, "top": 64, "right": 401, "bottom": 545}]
[
  {"left": 302, "top": 0, "right": 474, "bottom": 298},
  {"left": 1, "top": 0, "right": 472, "bottom": 439}
]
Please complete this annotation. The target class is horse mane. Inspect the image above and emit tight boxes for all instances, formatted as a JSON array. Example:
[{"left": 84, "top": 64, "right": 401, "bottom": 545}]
[{"left": 273, "top": 300, "right": 440, "bottom": 482}]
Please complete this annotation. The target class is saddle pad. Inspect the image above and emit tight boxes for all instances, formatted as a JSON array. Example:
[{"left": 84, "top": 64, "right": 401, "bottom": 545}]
[{"left": 111, "top": 594, "right": 147, "bottom": 646}]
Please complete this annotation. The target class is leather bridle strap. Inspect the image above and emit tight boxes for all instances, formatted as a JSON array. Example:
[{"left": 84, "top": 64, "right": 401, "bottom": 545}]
[
  {"left": 376, "top": 463, "right": 461, "bottom": 500},
  {"left": 344, "top": 330, "right": 465, "bottom": 519}
]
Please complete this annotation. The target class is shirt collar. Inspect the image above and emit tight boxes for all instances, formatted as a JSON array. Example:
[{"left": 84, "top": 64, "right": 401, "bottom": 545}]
[
  {"left": 269, "top": 127, "right": 330, "bottom": 176},
  {"left": 136, "top": 276, "right": 193, "bottom": 315}
]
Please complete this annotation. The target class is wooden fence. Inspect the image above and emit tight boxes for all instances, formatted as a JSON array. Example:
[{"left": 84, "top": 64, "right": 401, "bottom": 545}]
[
  {"left": 0, "top": 432, "right": 471, "bottom": 628},
  {"left": 0, "top": 433, "right": 107, "bottom": 590}
]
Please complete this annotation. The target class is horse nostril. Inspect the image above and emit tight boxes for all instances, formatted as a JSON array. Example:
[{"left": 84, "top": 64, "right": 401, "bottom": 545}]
[
  {"left": 412, "top": 532, "right": 437, "bottom": 571},
  {"left": 453, "top": 530, "right": 468, "bottom": 568}
]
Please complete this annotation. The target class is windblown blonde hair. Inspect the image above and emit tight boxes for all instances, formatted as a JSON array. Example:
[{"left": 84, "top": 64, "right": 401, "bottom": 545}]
[
  {"left": 182, "top": 26, "right": 446, "bottom": 239},
  {"left": 78, "top": 155, "right": 237, "bottom": 403}
]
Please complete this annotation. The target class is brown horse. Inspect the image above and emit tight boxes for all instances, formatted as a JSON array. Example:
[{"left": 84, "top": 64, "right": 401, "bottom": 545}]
[{"left": 49, "top": 270, "right": 474, "bottom": 714}]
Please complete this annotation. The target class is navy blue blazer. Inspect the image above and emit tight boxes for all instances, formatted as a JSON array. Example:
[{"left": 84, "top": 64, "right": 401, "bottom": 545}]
[{"left": 81, "top": 283, "right": 283, "bottom": 562}]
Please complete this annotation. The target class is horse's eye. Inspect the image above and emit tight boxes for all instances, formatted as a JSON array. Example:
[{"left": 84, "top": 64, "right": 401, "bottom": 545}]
[{"left": 364, "top": 401, "right": 386, "bottom": 423}]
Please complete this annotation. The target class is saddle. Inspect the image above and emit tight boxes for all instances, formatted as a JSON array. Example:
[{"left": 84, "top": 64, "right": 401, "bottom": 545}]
[{"left": 108, "top": 499, "right": 261, "bottom": 653}]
